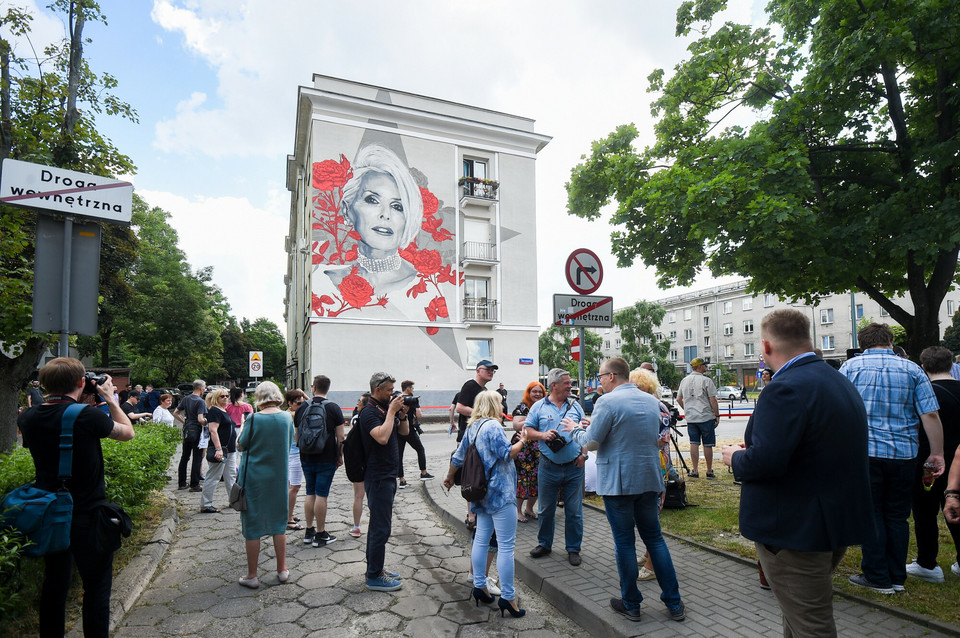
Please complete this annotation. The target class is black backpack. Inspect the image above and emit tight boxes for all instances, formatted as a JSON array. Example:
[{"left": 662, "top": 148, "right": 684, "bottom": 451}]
[
  {"left": 343, "top": 422, "right": 366, "bottom": 483},
  {"left": 460, "top": 420, "right": 492, "bottom": 502},
  {"left": 298, "top": 398, "right": 329, "bottom": 454}
]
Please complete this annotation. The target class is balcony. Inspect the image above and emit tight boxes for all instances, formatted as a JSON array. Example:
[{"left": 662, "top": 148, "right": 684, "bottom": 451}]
[
  {"left": 459, "top": 177, "right": 499, "bottom": 207},
  {"left": 463, "top": 298, "right": 498, "bottom": 322},
  {"left": 461, "top": 240, "right": 497, "bottom": 266}
]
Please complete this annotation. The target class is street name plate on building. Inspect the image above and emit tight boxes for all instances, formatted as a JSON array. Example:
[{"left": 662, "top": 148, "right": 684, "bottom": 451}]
[{"left": 553, "top": 294, "right": 614, "bottom": 328}]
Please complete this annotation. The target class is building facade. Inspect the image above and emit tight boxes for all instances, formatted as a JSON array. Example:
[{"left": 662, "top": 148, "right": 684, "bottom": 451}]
[
  {"left": 594, "top": 280, "right": 960, "bottom": 389},
  {"left": 284, "top": 76, "right": 550, "bottom": 409}
]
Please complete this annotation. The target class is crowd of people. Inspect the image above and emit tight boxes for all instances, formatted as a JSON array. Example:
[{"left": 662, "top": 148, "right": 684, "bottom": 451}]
[{"left": 18, "top": 316, "right": 960, "bottom": 635}]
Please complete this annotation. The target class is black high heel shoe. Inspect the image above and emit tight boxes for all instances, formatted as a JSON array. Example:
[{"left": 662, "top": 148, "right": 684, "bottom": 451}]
[
  {"left": 498, "top": 596, "right": 526, "bottom": 618},
  {"left": 473, "top": 587, "right": 495, "bottom": 606}
]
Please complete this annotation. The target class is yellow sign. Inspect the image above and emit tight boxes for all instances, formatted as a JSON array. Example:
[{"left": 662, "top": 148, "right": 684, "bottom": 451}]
[{"left": 250, "top": 352, "right": 262, "bottom": 361}]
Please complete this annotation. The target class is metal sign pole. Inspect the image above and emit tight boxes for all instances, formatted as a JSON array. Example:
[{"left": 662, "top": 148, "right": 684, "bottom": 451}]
[
  {"left": 59, "top": 216, "right": 73, "bottom": 356},
  {"left": 578, "top": 326, "right": 585, "bottom": 403}
]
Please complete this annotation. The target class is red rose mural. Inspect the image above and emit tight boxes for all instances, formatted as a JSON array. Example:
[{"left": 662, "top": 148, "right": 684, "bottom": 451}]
[{"left": 339, "top": 267, "right": 375, "bottom": 308}]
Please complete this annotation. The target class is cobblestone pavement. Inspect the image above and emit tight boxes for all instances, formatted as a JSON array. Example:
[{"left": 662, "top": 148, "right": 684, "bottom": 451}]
[{"left": 113, "top": 442, "right": 588, "bottom": 637}]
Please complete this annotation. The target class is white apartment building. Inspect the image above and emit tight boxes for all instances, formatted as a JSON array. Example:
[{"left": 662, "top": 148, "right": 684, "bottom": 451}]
[
  {"left": 284, "top": 76, "right": 550, "bottom": 409},
  {"left": 594, "top": 280, "right": 960, "bottom": 389}
]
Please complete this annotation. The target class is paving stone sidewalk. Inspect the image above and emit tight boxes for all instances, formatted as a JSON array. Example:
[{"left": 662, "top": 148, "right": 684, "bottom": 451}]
[{"left": 112, "top": 449, "right": 588, "bottom": 638}]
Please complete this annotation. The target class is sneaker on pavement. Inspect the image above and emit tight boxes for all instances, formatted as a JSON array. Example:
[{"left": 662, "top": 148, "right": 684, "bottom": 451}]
[
  {"left": 892, "top": 584, "right": 905, "bottom": 592},
  {"left": 486, "top": 577, "right": 500, "bottom": 596},
  {"left": 349, "top": 525, "right": 362, "bottom": 538},
  {"left": 906, "top": 560, "right": 944, "bottom": 583},
  {"left": 669, "top": 601, "right": 686, "bottom": 621},
  {"left": 953, "top": 562, "right": 960, "bottom": 577},
  {"left": 848, "top": 573, "right": 894, "bottom": 594},
  {"left": 384, "top": 570, "right": 400, "bottom": 579},
  {"left": 302, "top": 527, "right": 315, "bottom": 545},
  {"left": 609, "top": 598, "right": 642, "bottom": 621},
  {"left": 312, "top": 530, "right": 337, "bottom": 547},
  {"left": 398, "top": 479, "right": 407, "bottom": 489},
  {"left": 419, "top": 472, "right": 434, "bottom": 480},
  {"left": 366, "top": 571, "right": 402, "bottom": 592}
]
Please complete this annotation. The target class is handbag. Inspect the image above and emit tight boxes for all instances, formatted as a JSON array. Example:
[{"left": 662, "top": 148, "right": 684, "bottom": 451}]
[
  {"left": 229, "top": 415, "right": 253, "bottom": 511},
  {"left": 0, "top": 403, "right": 83, "bottom": 557},
  {"left": 460, "top": 419, "right": 491, "bottom": 502}
]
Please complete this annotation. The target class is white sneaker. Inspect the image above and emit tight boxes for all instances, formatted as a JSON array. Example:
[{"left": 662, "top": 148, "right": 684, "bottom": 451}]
[
  {"left": 467, "top": 571, "right": 474, "bottom": 585},
  {"left": 486, "top": 577, "right": 501, "bottom": 596},
  {"left": 905, "top": 560, "right": 944, "bottom": 583},
  {"left": 953, "top": 562, "right": 960, "bottom": 577}
]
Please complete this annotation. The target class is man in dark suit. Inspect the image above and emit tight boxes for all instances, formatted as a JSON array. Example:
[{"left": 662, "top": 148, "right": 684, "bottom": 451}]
[{"left": 722, "top": 309, "right": 873, "bottom": 637}]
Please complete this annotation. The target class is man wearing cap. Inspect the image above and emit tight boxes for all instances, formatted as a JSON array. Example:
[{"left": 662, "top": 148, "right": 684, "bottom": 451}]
[
  {"left": 676, "top": 358, "right": 720, "bottom": 478},
  {"left": 455, "top": 360, "right": 498, "bottom": 443}
]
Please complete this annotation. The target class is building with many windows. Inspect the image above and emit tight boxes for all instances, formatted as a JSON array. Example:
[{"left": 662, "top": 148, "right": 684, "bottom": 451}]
[
  {"left": 594, "top": 280, "right": 960, "bottom": 389},
  {"left": 283, "top": 76, "right": 550, "bottom": 408}
]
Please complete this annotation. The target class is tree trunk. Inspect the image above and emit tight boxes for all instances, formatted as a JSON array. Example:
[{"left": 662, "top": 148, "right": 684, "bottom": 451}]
[{"left": 0, "top": 337, "right": 46, "bottom": 454}]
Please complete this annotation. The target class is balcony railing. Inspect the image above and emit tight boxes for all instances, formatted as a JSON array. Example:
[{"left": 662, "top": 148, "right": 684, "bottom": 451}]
[
  {"left": 458, "top": 176, "right": 499, "bottom": 201},
  {"left": 462, "top": 241, "right": 497, "bottom": 262},
  {"left": 463, "top": 298, "right": 498, "bottom": 322}
]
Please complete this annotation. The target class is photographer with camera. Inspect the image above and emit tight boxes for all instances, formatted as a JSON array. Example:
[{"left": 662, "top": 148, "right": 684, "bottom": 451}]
[
  {"left": 18, "top": 358, "right": 135, "bottom": 637},
  {"left": 396, "top": 380, "right": 433, "bottom": 488}
]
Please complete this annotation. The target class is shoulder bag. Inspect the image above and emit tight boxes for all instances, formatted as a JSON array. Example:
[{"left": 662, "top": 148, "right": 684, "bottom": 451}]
[{"left": 229, "top": 414, "right": 253, "bottom": 511}]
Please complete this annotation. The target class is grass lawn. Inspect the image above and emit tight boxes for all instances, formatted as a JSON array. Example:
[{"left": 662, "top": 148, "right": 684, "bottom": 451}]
[{"left": 587, "top": 467, "right": 960, "bottom": 627}]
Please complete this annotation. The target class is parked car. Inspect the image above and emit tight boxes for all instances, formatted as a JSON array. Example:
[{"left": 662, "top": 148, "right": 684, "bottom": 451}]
[
  {"left": 717, "top": 385, "right": 740, "bottom": 401},
  {"left": 580, "top": 391, "right": 600, "bottom": 415}
]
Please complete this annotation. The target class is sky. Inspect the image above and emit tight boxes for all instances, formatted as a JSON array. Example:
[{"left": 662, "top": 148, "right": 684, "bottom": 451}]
[{"left": 7, "top": 0, "right": 767, "bottom": 331}]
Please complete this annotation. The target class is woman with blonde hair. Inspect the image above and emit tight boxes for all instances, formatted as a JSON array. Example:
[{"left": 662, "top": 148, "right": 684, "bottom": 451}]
[
  {"left": 199, "top": 388, "right": 238, "bottom": 514},
  {"left": 444, "top": 390, "right": 528, "bottom": 618},
  {"left": 237, "top": 382, "right": 295, "bottom": 588}
]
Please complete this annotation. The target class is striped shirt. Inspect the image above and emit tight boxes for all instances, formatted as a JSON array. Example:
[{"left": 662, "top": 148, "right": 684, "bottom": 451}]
[{"left": 839, "top": 348, "right": 939, "bottom": 459}]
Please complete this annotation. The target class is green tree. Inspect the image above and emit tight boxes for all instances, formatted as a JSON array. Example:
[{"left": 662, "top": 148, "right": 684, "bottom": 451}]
[
  {"left": 242, "top": 317, "right": 286, "bottom": 381},
  {"left": 0, "top": 1, "right": 137, "bottom": 452},
  {"left": 538, "top": 325, "right": 603, "bottom": 380},
  {"left": 858, "top": 316, "right": 907, "bottom": 349},
  {"left": 612, "top": 301, "right": 682, "bottom": 389},
  {"left": 943, "top": 310, "right": 960, "bottom": 355},
  {"left": 221, "top": 324, "right": 255, "bottom": 382},
  {"left": 566, "top": 0, "right": 960, "bottom": 361}
]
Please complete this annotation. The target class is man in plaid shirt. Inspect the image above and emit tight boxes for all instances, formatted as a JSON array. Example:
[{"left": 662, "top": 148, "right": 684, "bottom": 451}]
[{"left": 839, "top": 323, "right": 945, "bottom": 594}]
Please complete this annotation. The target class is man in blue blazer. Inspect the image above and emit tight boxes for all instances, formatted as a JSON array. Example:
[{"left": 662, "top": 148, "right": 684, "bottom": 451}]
[
  {"left": 722, "top": 309, "right": 873, "bottom": 637},
  {"left": 564, "top": 357, "right": 686, "bottom": 623}
]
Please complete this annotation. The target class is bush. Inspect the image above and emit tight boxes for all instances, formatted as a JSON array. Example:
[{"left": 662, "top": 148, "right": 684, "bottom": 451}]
[{"left": 0, "top": 420, "right": 179, "bottom": 625}]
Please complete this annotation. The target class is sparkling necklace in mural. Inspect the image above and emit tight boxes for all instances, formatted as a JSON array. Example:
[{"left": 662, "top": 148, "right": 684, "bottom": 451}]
[{"left": 357, "top": 251, "right": 402, "bottom": 273}]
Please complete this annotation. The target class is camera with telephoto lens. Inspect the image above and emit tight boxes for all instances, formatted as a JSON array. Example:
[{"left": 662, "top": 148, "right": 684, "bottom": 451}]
[
  {"left": 401, "top": 394, "right": 423, "bottom": 434},
  {"left": 83, "top": 371, "right": 108, "bottom": 394}
]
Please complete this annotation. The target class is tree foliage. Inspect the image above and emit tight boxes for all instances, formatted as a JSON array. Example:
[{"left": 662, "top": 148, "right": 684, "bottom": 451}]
[
  {"left": 942, "top": 310, "right": 960, "bottom": 356},
  {"left": 612, "top": 301, "right": 682, "bottom": 389},
  {"left": 241, "top": 317, "right": 286, "bottom": 381},
  {"left": 566, "top": 0, "right": 960, "bottom": 360},
  {"left": 538, "top": 325, "right": 603, "bottom": 379}
]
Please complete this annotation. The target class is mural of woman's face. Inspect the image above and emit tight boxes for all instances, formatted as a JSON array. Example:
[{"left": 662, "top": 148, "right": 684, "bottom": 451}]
[{"left": 348, "top": 172, "right": 406, "bottom": 254}]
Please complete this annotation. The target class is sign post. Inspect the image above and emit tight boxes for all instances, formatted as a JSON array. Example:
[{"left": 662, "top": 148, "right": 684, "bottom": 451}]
[
  {"left": 562, "top": 249, "right": 608, "bottom": 406},
  {"left": 249, "top": 351, "right": 264, "bottom": 378}
]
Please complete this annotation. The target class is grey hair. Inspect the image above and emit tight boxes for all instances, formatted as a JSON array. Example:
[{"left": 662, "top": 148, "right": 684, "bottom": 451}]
[
  {"left": 546, "top": 368, "right": 570, "bottom": 391},
  {"left": 192, "top": 379, "right": 206, "bottom": 391},
  {"left": 340, "top": 144, "right": 423, "bottom": 248},
  {"left": 369, "top": 372, "right": 396, "bottom": 393},
  {"left": 254, "top": 381, "right": 284, "bottom": 408}
]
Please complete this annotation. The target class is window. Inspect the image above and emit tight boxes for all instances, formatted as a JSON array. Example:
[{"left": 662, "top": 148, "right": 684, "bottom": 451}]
[
  {"left": 821, "top": 335, "right": 835, "bottom": 351},
  {"left": 604, "top": 340, "right": 610, "bottom": 349},
  {"left": 464, "top": 277, "right": 491, "bottom": 320},
  {"left": 744, "top": 342, "right": 755, "bottom": 356},
  {"left": 743, "top": 319, "right": 754, "bottom": 334},
  {"left": 669, "top": 330, "right": 677, "bottom": 340},
  {"left": 466, "top": 339, "right": 491, "bottom": 367},
  {"left": 724, "top": 345, "right": 735, "bottom": 358},
  {"left": 702, "top": 304, "right": 711, "bottom": 312},
  {"left": 668, "top": 312, "right": 676, "bottom": 323},
  {"left": 880, "top": 307, "right": 890, "bottom": 317},
  {"left": 703, "top": 336, "right": 711, "bottom": 347},
  {"left": 641, "top": 336, "right": 650, "bottom": 345},
  {"left": 670, "top": 350, "right": 678, "bottom": 361},
  {"left": 820, "top": 308, "right": 834, "bottom": 325},
  {"left": 949, "top": 300, "right": 956, "bottom": 316},
  {"left": 615, "top": 338, "right": 622, "bottom": 348},
  {"left": 856, "top": 304, "right": 864, "bottom": 320},
  {"left": 462, "top": 158, "right": 487, "bottom": 180},
  {"left": 683, "top": 346, "right": 698, "bottom": 362},
  {"left": 764, "top": 294, "right": 775, "bottom": 307},
  {"left": 722, "top": 301, "right": 733, "bottom": 314},
  {"left": 723, "top": 322, "right": 733, "bottom": 336},
  {"left": 684, "top": 329, "right": 693, "bottom": 341},
  {"left": 742, "top": 298, "right": 753, "bottom": 311},
  {"left": 703, "top": 316, "right": 711, "bottom": 328},
  {"left": 683, "top": 308, "right": 692, "bottom": 321}
]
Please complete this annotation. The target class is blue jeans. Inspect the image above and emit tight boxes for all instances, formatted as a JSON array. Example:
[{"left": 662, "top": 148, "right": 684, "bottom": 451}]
[
  {"left": 603, "top": 492, "right": 682, "bottom": 612},
  {"left": 474, "top": 502, "right": 518, "bottom": 600},
  {"left": 861, "top": 457, "right": 915, "bottom": 587},
  {"left": 364, "top": 478, "right": 396, "bottom": 579},
  {"left": 537, "top": 457, "right": 583, "bottom": 552},
  {"left": 302, "top": 462, "right": 337, "bottom": 497}
]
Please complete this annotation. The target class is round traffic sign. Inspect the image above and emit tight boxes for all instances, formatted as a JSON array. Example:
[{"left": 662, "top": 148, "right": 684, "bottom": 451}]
[
  {"left": 565, "top": 249, "right": 603, "bottom": 294},
  {"left": 570, "top": 336, "right": 581, "bottom": 362},
  {"left": 251, "top": 362, "right": 261, "bottom": 372}
]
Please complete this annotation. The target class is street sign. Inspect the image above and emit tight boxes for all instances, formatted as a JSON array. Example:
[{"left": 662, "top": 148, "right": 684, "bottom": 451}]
[
  {"left": 570, "top": 336, "right": 581, "bottom": 362},
  {"left": 249, "top": 351, "right": 263, "bottom": 378},
  {"left": 32, "top": 215, "right": 101, "bottom": 335},
  {"left": 553, "top": 294, "right": 614, "bottom": 328},
  {"left": 519, "top": 358, "right": 534, "bottom": 365},
  {"left": 1, "top": 158, "right": 133, "bottom": 224},
  {"left": 565, "top": 248, "right": 603, "bottom": 295}
]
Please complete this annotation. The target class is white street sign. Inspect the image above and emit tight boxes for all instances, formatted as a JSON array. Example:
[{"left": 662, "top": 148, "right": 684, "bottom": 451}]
[
  {"left": 553, "top": 294, "right": 614, "bottom": 328},
  {"left": 249, "top": 351, "right": 264, "bottom": 378}
]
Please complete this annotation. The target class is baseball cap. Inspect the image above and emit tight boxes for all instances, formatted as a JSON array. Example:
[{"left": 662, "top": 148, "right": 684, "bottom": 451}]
[
  {"left": 690, "top": 358, "right": 706, "bottom": 368},
  {"left": 476, "top": 360, "right": 498, "bottom": 370}
]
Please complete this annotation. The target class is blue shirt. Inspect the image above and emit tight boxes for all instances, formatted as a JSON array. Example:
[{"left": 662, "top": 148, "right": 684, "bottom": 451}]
[
  {"left": 839, "top": 348, "right": 940, "bottom": 459},
  {"left": 452, "top": 418, "right": 516, "bottom": 514},
  {"left": 524, "top": 395, "right": 585, "bottom": 464}
]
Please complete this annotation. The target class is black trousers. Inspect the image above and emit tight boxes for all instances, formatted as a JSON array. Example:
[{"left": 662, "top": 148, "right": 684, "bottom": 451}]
[
  {"left": 397, "top": 427, "right": 426, "bottom": 477},
  {"left": 178, "top": 429, "right": 203, "bottom": 488},
  {"left": 912, "top": 463, "right": 960, "bottom": 568},
  {"left": 40, "top": 517, "right": 114, "bottom": 638}
]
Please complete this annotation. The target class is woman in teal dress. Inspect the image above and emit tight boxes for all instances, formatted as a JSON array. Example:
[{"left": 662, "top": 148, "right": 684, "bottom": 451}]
[{"left": 237, "top": 381, "right": 295, "bottom": 588}]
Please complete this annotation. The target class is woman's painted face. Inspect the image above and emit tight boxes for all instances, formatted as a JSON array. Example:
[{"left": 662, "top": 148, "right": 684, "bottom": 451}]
[
  {"left": 349, "top": 172, "right": 405, "bottom": 253},
  {"left": 530, "top": 385, "right": 545, "bottom": 400}
]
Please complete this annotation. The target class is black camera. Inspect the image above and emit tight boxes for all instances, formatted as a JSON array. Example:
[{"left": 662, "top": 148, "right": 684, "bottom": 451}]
[
  {"left": 545, "top": 435, "right": 568, "bottom": 454},
  {"left": 402, "top": 394, "right": 420, "bottom": 408},
  {"left": 83, "top": 372, "right": 107, "bottom": 394}
]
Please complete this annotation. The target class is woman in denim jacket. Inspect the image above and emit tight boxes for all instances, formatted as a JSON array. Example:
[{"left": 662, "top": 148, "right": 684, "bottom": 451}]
[{"left": 444, "top": 390, "right": 527, "bottom": 617}]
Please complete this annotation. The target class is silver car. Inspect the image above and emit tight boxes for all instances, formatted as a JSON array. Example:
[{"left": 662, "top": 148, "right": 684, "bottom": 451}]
[{"left": 717, "top": 386, "right": 740, "bottom": 401}]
